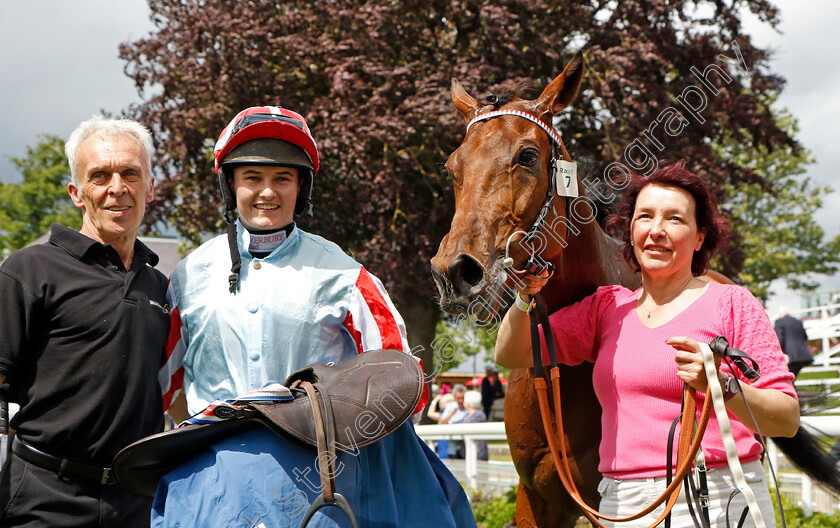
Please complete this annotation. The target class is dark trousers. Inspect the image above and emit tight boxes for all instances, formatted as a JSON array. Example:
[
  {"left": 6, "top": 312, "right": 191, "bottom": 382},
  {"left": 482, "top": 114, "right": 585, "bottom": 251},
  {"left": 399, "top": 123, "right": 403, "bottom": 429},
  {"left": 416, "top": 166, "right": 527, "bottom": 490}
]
[
  {"left": 0, "top": 450, "right": 152, "bottom": 527},
  {"left": 788, "top": 361, "right": 812, "bottom": 378}
]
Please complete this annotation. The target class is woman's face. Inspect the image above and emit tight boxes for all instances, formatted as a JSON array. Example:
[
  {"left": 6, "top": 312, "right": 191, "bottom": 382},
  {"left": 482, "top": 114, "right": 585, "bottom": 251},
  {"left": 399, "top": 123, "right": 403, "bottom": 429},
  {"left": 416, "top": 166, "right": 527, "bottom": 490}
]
[
  {"left": 233, "top": 165, "right": 300, "bottom": 230},
  {"left": 630, "top": 183, "right": 705, "bottom": 279}
]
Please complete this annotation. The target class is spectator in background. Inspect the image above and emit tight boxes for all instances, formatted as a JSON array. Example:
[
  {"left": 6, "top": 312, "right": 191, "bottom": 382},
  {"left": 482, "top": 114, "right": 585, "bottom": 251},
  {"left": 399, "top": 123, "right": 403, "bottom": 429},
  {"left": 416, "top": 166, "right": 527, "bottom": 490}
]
[
  {"left": 439, "top": 384, "right": 468, "bottom": 459},
  {"left": 775, "top": 306, "right": 813, "bottom": 378},
  {"left": 457, "top": 391, "right": 489, "bottom": 461},
  {"left": 427, "top": 385, "right": 456, "bottom": 458},
  {"left": 480, "top": 368, "right": 501, "bottom": 419},
  {"left": 427, "top": 385, "right": 455, "bottom": 423},
  {"left": 439, "top": 384, "right": 467, "bottom": 425}
]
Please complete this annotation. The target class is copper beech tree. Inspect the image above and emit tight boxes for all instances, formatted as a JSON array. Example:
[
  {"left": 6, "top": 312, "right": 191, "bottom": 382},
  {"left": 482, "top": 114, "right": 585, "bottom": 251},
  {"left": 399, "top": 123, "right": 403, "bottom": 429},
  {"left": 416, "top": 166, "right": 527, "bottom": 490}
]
[{"left": 120, "top": 0, "right": 792, "bottom": 359}]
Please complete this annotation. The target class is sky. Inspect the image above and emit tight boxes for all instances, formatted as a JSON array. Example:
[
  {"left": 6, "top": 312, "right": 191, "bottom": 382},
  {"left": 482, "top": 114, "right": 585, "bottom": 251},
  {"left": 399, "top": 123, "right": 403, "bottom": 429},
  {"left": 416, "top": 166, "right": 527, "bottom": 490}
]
[
  {"left": 0, "top": 0, "right": 837, "bottom": 315},
  {"left": 739, "top": 2, "right": 840, "bottom": 316},
  {"left": 0, "top": 0, "right": 152, "bottom": 179}
]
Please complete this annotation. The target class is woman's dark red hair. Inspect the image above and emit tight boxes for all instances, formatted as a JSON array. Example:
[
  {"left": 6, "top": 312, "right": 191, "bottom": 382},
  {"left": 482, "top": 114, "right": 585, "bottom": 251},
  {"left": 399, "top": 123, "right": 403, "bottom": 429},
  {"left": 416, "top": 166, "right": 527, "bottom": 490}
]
[{"left": 605, "top": 160, "right": 730, "bottom": 276}]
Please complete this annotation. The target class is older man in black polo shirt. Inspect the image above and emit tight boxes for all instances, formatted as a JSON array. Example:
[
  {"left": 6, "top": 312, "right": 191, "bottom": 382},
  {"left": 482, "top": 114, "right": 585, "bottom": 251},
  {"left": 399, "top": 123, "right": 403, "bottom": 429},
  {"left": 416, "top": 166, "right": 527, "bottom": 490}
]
[{"left": 0, "top": 116, "right": 169, "bottom": 527}]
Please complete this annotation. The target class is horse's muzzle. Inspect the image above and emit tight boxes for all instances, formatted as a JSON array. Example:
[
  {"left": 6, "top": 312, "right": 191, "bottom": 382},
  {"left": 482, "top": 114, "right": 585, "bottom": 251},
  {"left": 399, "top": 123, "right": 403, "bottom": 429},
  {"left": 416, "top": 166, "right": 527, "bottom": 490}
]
[{"left": 431, "top": 253, "right": 488, "bottom": 314}]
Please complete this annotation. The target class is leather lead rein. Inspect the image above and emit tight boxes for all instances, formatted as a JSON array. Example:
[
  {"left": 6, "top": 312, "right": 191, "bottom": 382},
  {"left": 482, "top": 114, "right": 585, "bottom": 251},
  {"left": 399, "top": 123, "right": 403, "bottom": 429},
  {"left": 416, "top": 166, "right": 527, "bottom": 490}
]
[{"left": 528, "top": 292, "right": 714, "bottom": 528}]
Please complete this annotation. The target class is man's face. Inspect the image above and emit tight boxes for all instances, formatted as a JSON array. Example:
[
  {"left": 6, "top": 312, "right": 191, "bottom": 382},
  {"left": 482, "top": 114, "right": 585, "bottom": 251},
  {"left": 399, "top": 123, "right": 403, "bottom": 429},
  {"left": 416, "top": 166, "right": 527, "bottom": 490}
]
[
  {"left": 455, "top": 391, "right": 465, "bottom": 408},
  {"left": 232, "top": 165, "right": 300, "bottom": 230},
  {"left": 68, "top": 134, "right": 154, "bottom": 245}
]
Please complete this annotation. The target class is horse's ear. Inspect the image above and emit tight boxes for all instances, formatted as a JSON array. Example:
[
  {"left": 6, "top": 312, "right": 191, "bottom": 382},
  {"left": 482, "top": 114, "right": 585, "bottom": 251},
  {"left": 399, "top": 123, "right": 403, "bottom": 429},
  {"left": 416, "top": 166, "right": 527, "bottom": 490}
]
[
  {"left": 535, "top": 51, "right": 585, "bottom": 117},
  {"left": 452, "top": 78, "right": 481, "bottom": 121}
]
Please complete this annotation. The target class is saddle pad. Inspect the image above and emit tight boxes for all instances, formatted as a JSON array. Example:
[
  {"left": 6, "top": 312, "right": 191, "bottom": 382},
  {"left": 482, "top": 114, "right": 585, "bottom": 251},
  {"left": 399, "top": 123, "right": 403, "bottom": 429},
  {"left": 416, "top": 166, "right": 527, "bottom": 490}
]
[{"left": 113, "top": 348, "right": 424, "bottom": 497}]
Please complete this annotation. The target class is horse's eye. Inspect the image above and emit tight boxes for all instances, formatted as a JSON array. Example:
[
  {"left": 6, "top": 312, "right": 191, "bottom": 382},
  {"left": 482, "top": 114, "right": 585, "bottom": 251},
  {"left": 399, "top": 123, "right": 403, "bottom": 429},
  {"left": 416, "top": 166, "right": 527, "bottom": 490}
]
[
  {"left": 442, "top": 168, "right": 454, "bottom": 181},
  {"left": 517, "top": 149, "right": 539, "bottom": 167}
]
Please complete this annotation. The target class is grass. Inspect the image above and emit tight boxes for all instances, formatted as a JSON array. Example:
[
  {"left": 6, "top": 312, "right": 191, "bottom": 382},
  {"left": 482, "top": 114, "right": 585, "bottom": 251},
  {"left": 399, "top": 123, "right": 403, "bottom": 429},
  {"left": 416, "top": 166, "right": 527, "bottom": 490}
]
[{"left": 469, "top": 487, "right": 840, "bottom": 528}]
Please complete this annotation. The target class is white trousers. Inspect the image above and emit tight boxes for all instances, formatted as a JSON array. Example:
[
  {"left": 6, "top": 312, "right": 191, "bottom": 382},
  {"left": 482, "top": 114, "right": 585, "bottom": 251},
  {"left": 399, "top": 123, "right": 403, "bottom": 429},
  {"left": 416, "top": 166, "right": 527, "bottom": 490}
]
[{"left": 595, "top": 460, "right": 776, "bottom": 527}]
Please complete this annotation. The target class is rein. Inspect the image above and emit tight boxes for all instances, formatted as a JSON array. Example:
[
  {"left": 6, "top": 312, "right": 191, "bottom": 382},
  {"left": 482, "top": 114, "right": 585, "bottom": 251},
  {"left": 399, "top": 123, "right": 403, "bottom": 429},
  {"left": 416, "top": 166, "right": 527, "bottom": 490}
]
[
  {"left": 527, "top": 293, "right": 714, "bottom": 528},
  {"left": 528, "top": 295, "right": 773, "bottom": 527}
]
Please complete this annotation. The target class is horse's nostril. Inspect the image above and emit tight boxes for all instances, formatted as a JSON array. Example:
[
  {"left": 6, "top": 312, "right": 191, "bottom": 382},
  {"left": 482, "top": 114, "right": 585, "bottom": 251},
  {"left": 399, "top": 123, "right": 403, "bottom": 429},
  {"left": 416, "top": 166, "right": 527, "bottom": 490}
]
[{"left": 449, "top": 254, "right": 485, "bottom": 291}]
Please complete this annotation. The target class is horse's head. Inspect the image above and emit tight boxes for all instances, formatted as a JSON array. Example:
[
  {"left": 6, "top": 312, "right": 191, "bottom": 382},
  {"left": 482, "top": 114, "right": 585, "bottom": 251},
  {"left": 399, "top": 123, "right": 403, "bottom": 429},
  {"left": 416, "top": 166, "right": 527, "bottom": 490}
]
[{"left": 431, "top": 52, "right": 585, "bottom": 315}]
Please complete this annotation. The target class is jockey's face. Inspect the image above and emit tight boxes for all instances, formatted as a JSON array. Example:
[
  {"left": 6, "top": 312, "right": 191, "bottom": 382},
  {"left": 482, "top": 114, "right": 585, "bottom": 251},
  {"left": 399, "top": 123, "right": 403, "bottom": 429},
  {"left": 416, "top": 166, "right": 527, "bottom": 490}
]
[{"left": 233, "top": 164, "right": 300, "bottom": 230}]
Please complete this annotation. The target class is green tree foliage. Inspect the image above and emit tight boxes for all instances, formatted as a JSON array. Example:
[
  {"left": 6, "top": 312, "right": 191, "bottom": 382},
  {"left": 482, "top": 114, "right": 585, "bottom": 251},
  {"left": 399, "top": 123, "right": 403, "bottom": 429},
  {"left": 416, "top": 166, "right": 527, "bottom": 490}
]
[
  {"left": 470, "top": 490, "right": 840, "bottom": 528},
  {"left": 432, "top": 314, "right": 513, "bottom": 377},
  {"left": 715, "top": 107, "right": 840, "bottom": 302},
  {"left": 0, "top": 135, "right": 81, "bottom": 257},
  {"left": 119, "top": 0, "right": 794, "bottom": 359},
  {"left": 432, "top": 316, "right": 503, "bottom": 374}
]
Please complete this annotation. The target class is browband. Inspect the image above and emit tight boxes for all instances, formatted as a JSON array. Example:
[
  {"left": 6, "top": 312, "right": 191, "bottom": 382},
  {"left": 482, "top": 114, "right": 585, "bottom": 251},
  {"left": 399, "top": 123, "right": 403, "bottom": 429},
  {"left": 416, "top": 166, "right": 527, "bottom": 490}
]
[{"left": 466, "top": 109, "right": 563, "bottom": 147}]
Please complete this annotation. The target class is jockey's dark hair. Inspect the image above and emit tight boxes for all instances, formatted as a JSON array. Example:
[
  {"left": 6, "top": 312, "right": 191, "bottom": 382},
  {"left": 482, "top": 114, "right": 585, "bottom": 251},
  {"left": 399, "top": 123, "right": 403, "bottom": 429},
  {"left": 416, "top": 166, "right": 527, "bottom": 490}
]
[{"left": 604, "top": 160, "right": 730, "bottom": 276}]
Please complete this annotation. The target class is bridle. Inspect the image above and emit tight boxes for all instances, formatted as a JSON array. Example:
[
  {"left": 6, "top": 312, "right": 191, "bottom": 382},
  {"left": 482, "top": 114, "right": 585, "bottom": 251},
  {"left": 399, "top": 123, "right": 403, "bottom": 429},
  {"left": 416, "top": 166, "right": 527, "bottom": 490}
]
[{"left": 466, "top": 108, "right": 574, "bottom": 270}]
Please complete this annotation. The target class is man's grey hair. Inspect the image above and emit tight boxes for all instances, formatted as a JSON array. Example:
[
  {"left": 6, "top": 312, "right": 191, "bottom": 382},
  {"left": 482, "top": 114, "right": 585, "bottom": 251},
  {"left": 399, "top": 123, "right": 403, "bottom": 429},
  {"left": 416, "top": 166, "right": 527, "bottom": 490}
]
[
  {"left": 65, "top": 115, "right": 154, "bottom": 185},
  {"left": 452, "top": 383, "right": 467, "bottom": 393}
]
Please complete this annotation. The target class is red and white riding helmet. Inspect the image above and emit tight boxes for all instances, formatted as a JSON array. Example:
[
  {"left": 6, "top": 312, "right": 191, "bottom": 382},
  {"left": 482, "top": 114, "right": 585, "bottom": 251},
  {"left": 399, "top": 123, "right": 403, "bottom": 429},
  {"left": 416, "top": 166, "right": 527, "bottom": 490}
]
[
  {"left": 214, "top": 106, "right": 319, "bottom": 173},
  {"left": 215, "top": 106, "right": 319, "bottom": 216}
]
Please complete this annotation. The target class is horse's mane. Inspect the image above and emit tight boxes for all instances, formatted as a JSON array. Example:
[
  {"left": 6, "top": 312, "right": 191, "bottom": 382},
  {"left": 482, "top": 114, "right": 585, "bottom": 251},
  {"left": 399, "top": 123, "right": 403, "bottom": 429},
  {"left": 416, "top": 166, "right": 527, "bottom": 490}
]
[{"left": 576, "top": 157, "right": 620, "bottom": 230}]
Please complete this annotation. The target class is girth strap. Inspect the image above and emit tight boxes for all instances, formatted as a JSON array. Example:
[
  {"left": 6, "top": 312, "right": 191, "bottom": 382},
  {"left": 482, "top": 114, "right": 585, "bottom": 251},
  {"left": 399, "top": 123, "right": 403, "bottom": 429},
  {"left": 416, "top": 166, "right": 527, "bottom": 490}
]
[{"left": 298, "top": 381, "right": 359, "bottom": 528}]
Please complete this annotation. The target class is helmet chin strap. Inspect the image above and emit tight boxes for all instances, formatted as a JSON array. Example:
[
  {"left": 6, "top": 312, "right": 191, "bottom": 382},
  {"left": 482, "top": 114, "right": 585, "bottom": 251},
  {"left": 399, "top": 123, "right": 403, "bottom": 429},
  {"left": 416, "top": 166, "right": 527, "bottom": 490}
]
[
  {"left": 225, "top": 210, "right": 242, "bottom": 294},
  {"left": 219, "top": 168, "right": 242, "bottom": 294},
  {"left": 295, "top": 169, "right": 314, "bottom": 217}
]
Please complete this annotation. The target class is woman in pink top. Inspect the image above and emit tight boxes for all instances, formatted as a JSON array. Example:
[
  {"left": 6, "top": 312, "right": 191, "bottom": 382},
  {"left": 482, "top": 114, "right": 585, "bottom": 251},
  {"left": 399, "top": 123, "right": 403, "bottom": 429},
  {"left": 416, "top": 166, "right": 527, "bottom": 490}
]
[{"left": 496, "top": 161, "right": 799, "bottom": 527}]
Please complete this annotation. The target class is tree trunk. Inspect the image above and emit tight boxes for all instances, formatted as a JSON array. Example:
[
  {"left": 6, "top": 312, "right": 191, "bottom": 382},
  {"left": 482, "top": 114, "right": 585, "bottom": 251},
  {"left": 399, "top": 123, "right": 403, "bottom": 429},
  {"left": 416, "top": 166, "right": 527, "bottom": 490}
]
[
  {"left": 397, "top": 293, "right": 440, "bottom": 371},
  {"left": 395, "top": 293, "right": 441, "bottom": 424}
]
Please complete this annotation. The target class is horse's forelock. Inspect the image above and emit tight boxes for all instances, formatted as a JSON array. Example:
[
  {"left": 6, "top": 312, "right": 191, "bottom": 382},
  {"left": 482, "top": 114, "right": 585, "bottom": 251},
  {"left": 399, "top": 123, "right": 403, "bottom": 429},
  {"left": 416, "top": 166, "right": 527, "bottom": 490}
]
[{"left": 486, "top": 81, "right": 538, "bottom": 108}]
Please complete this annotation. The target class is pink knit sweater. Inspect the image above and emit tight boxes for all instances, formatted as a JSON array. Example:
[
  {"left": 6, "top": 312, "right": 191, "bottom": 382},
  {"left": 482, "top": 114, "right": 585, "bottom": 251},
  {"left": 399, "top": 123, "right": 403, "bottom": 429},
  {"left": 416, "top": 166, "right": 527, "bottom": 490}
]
[{"left": 545, "top": 281, "right": 796, "bottom": 479}]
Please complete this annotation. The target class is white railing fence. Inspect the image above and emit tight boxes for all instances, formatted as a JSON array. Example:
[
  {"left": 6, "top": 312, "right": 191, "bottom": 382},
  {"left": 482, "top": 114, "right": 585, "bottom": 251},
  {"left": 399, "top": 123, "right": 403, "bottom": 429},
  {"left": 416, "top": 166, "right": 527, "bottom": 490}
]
[
  {"left": 416, "top": 417, "right": 840, "bottom": 513},
  {"left": 415, "top": 422, "right": 513, "bottom": 492},
  {"left": 772, "top": 302, "right": 840, "bottom": 367}
]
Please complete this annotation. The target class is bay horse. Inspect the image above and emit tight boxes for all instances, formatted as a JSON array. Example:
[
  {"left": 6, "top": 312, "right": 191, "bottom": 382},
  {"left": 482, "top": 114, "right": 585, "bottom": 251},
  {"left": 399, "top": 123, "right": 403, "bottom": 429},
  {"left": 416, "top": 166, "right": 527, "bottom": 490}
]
[
  {"left": 431, "top": 52, "right": 840, "bottom": 527},
  {"left": 432, "top": 51, "right": 636, "bottom": 527}
]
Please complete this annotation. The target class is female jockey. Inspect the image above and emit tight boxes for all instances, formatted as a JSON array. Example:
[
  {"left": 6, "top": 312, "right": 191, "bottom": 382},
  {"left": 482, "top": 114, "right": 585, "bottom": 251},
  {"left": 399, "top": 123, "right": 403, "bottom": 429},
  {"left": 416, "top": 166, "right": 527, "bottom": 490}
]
[{"left": 156, "top": 106, "right": 477, "bottom": 528}]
